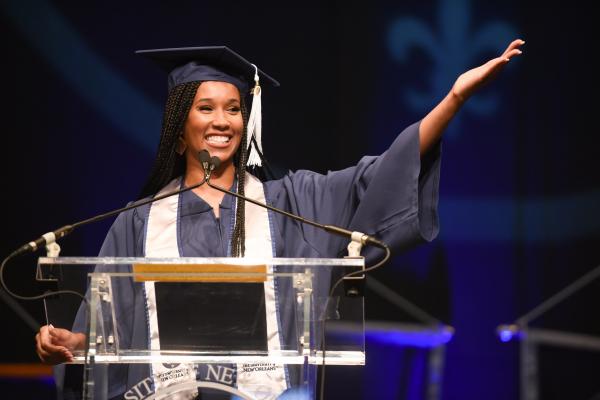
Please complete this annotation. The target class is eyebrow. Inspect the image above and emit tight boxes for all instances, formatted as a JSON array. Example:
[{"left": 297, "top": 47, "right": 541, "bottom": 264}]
[{"left": 195, "top": 98, "right": 240, "bottom": 104}]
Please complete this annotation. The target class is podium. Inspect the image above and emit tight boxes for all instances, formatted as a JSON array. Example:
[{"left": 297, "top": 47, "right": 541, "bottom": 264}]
[{"left": 38, "top": 256, "right": 366, "bottom": 400}]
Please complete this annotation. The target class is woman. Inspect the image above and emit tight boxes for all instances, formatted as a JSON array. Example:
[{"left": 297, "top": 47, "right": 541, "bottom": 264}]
[{"left": 36, "top": 40, "right": 524, "bottom": 399}]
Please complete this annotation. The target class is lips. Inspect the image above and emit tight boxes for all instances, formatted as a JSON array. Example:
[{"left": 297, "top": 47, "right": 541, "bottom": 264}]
[{"left": 205, "top": 134, "right": 232, "bottom": 147}]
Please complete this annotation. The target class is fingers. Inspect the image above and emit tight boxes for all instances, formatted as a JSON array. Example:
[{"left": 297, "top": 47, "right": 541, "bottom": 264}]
[
  {"left": 48, "top": 325, "right": 76, "bottom": 360},
  {"left": 36, "top": 335, "right": 67, "bottom": 363},
  {"left": 49, "top": 328, "right": 85, "bottom": 351},
  {"left": 35, "top": 332, "right": 48, "bottom": 361},
  {"left": 506, "top": 38, "right": 525, "bottom": 52},
  {"left": 503, "top": 39, "right": 525, "bottom": 60},
  {"left": 47, "top": 326, "right": 75, "bottom": 359},
  {"left": 38, "top": 326, "right": 64, "bottom": 355},
  {"left": 35, "top": 325, "right": 74, "bottom": 365},
  {"left": 505, "top": 48, "right": 523, "bottom": 61},
  {"left": 482, "top": 57, "right": 510, "bottom": 77},
  {"left": 450, "top": 38, "right": 524, "bottom": 102},
  {"left": 49, "top": 326, "right": 71, "bottom": 344}
]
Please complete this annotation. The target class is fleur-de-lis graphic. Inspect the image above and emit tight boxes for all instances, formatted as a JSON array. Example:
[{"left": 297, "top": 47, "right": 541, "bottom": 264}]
[{"left": 388, "top": 0, "right": 518, "bottom": 138}]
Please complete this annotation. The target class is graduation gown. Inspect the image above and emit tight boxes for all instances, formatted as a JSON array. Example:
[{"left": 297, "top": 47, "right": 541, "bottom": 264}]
[{"left": 61, "top": 121, "right": 441, "bottom": 399}]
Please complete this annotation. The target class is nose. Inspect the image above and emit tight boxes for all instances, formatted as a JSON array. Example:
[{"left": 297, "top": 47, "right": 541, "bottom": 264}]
[{"left": 212, "top": 109, "right": 230, "bottom": 130}]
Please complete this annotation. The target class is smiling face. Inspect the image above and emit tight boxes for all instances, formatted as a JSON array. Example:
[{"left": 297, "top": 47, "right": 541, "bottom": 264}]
[{"left": 182, "top": 81, "right": 244, "bottom": 173}]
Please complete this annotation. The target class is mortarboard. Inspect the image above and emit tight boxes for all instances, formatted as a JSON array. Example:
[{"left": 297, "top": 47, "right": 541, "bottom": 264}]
[{"left": 136, "top": 46, "right": 279, "bottom": 167}]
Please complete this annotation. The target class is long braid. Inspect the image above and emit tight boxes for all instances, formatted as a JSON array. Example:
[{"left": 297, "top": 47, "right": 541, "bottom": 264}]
[
  {"left": 231, "top": 101, "right": 249, "bottom": 257},
  {"left": 141, "top": 80, "right": 248, "bottom": 256},
  {"left": 140, "top": 81, "right": 201, "bottom": 198}
]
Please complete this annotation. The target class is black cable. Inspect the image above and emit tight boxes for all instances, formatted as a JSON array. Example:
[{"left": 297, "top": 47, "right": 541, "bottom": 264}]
[
  {"left": 3, "top": 177, "right": 208, "bottom": 304},
  {"left": 0, "top": 176, "right": 212, "bottom": 376},
  {"left": 319, "top": 244, "right": 391, "bottom": 400},
  {"left": 1, "top": 249, "right": 91, "bottom": 374},
  {"left": 1, "top": 176, "right": 211, "bottom": 394},
  {"left": 1, "top": 251, "right": 87, "bottom": 304}
]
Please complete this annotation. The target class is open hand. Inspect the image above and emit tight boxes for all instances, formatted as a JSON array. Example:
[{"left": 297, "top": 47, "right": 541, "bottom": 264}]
[{"left": 452, "top": 39, "right": 524, "bottom": 103}]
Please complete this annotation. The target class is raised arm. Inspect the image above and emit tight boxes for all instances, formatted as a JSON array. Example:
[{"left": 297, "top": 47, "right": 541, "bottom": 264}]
[{"left": 419, "top": 39, "right": 525, "bottom": 155}]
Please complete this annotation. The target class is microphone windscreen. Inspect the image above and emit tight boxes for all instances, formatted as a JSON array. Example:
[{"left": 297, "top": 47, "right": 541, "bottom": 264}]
[
  {"left": 198, "top": 150, "right": 211, "bottom": 163},
  {"left": 210, "top": 156, "right": 222, "bottom": 169}
]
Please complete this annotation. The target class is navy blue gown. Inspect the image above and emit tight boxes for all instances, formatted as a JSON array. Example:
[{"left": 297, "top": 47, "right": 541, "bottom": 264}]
[{"left": 60, "top": 121, "right": 441, "bottom": 399}]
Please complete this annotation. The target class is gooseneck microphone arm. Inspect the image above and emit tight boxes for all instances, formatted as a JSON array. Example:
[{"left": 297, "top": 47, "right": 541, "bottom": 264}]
[
  {"left": 12, "top": 177, "right": 209, "bottom": 258},
  {"left": 2, "top": 174, "right": 209, "bottom": 303},
  {"left": 199, "top": 150, "right": 392, "bottom": 400},
  {"left": 202, "top": 152, "right": 387, "bottom": 250}
]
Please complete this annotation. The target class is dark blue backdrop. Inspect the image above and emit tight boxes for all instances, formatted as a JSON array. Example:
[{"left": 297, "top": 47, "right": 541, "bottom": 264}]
[{"left": 1, "top": 0, "right": 598, "bottom": 399}]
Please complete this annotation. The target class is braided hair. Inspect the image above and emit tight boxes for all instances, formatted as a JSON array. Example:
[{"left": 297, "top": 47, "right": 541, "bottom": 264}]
[{"left": 140, "top": 80, "right": 248, "bottom": 257}]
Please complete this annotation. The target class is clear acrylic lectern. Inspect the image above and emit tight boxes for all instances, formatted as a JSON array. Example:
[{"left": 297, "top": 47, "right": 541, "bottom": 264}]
[{"left": 38, "top": 256, "right": 365, "bottom": 400}]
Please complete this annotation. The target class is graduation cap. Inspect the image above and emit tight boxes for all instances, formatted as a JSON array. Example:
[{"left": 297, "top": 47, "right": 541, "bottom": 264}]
[{"left": 136, "top": 46, "right": 280, "bottom": 167}]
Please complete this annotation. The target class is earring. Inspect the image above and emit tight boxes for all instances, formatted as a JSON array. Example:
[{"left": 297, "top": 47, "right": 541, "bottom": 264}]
[{"left": 175, "top": 136, "right": 187, "bottom": 155}]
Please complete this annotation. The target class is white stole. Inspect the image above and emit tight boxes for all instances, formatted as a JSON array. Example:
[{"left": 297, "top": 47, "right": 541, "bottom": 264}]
[{"left": 144, "top": 174, "right": 287, "bottom": 399}]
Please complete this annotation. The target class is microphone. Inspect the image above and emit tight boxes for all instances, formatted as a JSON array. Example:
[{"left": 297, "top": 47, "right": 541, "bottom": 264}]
[
  {"left": 2, "top": 152, "right": 214, "bottom": 303},
  {"left": 15, "top": 225, "right": 75, "bottom": 256},
  {"left": 201, "top": 151, "right": 393, "bottom": 400},
  {"left": 12, "top": 173, "right": 210, "bottom": 257},
  {"left": 13, "top": 151, "right": 227, "bottom": 257},
  {"left": 201, "top": 150, "right": 387, "bottom": 250},
  {"left": 210, "top": 156, "right": 221, "bottom": 171},
  {"left": 199, "top": 149, "right": 212, "bottom": 179}
]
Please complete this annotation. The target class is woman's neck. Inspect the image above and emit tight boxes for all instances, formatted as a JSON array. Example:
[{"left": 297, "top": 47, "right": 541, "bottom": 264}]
[
  {"left": 184, "top": 158, "right": 235, "bottom": 218},
  {"left": 185, "top": 159, "right": 235, "bottom": 186}
]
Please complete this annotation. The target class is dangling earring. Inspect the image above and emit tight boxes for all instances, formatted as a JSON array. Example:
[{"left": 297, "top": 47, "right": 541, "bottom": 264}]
[{"left": 175, "top": 136, "right": 187, "bottom": 155}]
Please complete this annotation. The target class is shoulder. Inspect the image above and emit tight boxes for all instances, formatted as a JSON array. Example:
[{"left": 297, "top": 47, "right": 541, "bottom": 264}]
[
  {"left": 106, "top": 198, "right": 151, "bottom": 238},
  {"left": 99, "top": 199, "right": 150, "bottom": 257}
]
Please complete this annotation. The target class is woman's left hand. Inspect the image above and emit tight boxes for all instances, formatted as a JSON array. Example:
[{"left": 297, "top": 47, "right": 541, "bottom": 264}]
[
  {"left": 452, "top": 39, "right": 525, "bottom": 103},
  {"left": 419, "top": 38, "right": 525, "bottom": 156}
]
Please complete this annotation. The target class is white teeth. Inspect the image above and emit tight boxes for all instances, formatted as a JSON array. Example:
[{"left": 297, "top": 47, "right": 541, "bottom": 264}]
[{"left": 206, "top": 135, "right": 230, "bottom": 143}]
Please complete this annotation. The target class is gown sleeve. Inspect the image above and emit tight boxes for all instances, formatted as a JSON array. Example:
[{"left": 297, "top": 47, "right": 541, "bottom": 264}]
[{"left": 268, "top": 121, "right": 441, "bottom": 262}]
